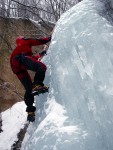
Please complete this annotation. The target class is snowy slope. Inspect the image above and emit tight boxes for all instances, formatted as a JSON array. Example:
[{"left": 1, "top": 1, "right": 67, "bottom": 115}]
[
  {"left": 22, "top": 0, "right": 113, "bottom": 150},
  {"left": 0, "top": 102, "right": 26, "bottom": 150}
]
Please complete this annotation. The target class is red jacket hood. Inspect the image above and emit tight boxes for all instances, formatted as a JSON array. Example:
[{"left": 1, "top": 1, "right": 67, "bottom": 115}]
[{"left": 16, "top": 36, "right": 24, "bottom": 46}]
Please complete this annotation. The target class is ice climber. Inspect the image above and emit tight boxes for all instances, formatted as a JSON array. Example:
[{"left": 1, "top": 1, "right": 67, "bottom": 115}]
[{"left": 10, "top": 36, "right": 51, "bottom": 122}]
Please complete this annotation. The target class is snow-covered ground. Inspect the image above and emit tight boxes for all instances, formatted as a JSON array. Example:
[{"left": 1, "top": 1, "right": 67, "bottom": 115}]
[{"left": 0, "top": 102, "right": 27, "bottom": 150}]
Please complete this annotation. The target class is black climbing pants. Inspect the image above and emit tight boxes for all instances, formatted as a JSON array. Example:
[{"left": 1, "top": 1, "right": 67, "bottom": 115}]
[{"left": 11, "top": 55, "right": 46, "bottom": 112}]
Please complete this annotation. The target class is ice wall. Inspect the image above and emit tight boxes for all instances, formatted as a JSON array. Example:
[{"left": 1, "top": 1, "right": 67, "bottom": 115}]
[{"left": 22, "top": 0, "right": 113, "bottom": 150}]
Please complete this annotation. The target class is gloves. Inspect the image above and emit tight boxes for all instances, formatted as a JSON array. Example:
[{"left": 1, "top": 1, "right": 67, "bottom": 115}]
[
  {"left": 39, "top": 50, "right": 47, "bottom": 56},
  {"left": 48, "top": 36, "right": 51, "bottom": 41}
]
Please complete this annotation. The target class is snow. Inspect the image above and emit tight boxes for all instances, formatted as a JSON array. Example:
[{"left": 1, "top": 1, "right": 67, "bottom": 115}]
[
  {"left": 0, "top": 102, "right": 27, "bottom": 150},
  {"left": 21, "top": 0, "right": 113, "bottom": 150}
]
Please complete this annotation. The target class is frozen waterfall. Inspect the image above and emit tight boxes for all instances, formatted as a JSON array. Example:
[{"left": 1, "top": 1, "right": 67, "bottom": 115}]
[{"left": 22, "top": 0, "right": 113, "bottom": 150}]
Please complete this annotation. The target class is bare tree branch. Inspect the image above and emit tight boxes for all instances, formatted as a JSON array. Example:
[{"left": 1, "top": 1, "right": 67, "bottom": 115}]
[
  {"left": 11, "top": 0, "right": 53, "bottom": 15},
  {"left": 11, "top": 0, "right": 54, "bottom": 29}
]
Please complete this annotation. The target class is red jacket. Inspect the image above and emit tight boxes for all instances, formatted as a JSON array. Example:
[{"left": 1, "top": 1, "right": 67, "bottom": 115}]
[{"left": 10, "top": 36, "right": 51, "bottom": 62}]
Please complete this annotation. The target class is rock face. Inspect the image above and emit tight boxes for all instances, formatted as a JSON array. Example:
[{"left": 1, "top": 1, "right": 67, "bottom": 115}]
[
  {"left": 0, "top": 79, "right": 22, "bottom": 112},
  {"left": 0, "top": 17, "right": 53, "bottom": 112}
]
